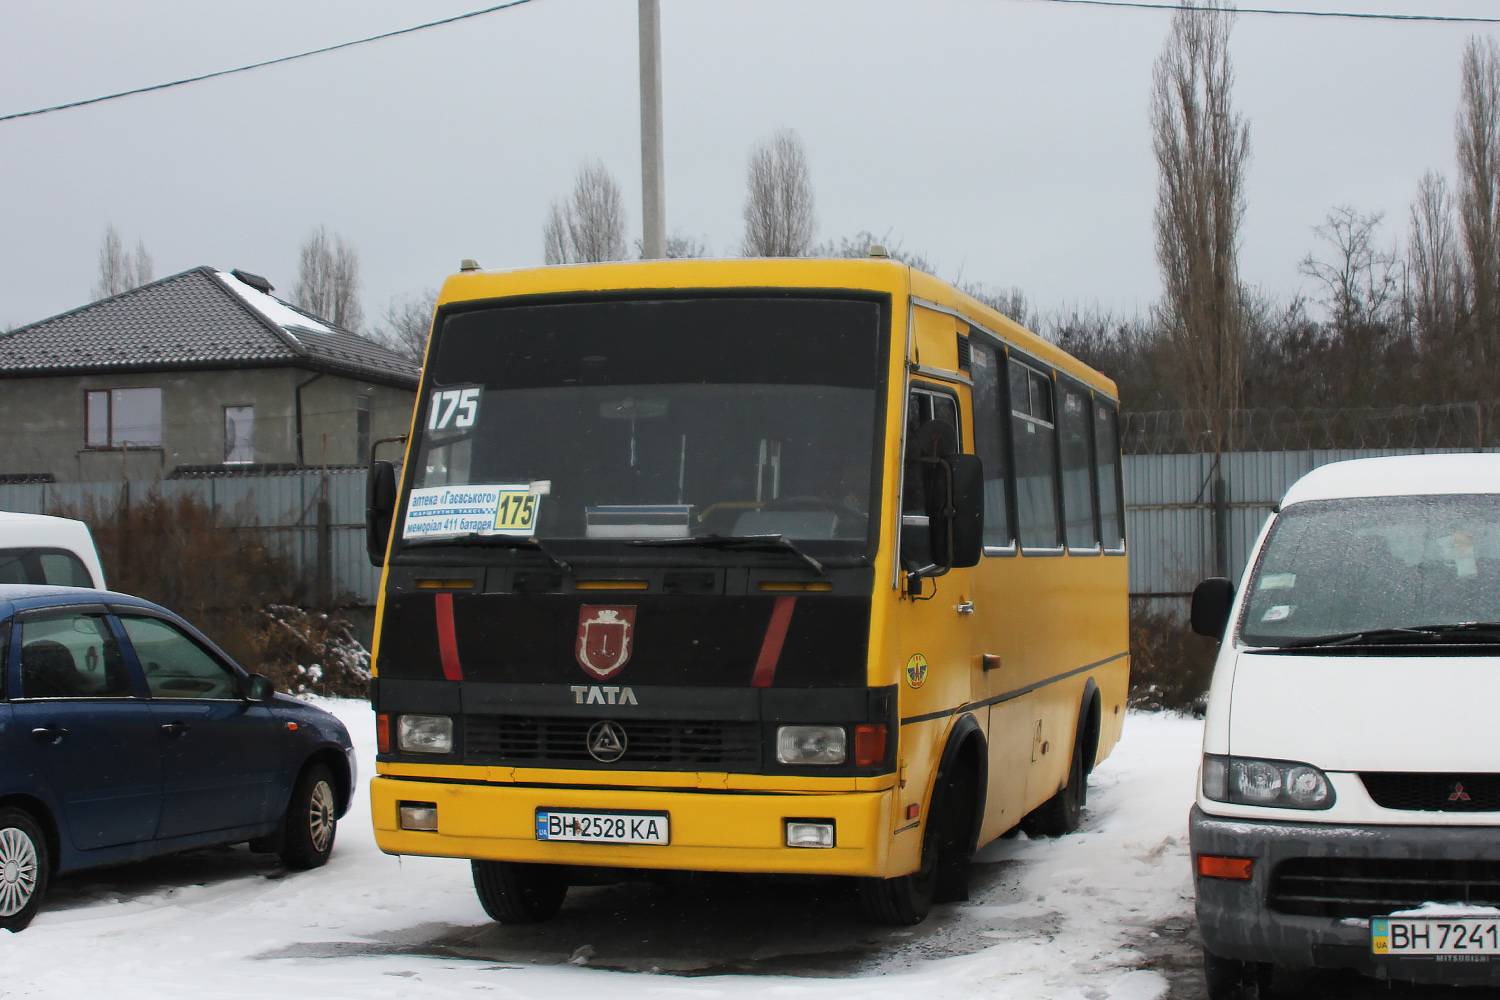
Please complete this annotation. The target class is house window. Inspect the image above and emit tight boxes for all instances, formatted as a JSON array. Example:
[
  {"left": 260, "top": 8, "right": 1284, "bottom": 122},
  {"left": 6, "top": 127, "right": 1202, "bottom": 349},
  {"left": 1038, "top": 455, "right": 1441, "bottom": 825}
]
[
  {"left": 224, "top": 405, "right": 254, "bottom": 464},
  {"left": 356, "top": 395, "right": 370, "bottom": 464},
  {"left": 85, "top": 388, "right": 162, "bottom": 448}
]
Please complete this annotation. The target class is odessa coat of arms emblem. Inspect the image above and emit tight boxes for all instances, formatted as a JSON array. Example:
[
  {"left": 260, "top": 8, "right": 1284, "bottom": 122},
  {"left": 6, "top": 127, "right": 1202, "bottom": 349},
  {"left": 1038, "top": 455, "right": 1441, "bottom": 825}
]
[{"left": 575, "top": 605, "right": 637, "bottom": 679}]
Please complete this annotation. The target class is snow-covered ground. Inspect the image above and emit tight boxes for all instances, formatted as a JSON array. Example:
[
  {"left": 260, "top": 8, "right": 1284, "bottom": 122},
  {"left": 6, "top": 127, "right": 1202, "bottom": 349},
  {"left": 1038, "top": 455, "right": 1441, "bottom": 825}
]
[{"left": 0, "top": 705, "right": 1204, "bottom": 999}]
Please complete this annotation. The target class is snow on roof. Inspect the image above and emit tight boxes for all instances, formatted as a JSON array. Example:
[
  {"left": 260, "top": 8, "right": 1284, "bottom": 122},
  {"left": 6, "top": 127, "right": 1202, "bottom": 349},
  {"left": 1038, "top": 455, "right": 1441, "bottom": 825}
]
[
  {"left": 215, "top": 269, "right": 329, "bottom": 338},
  {"left": 1282, "top": 454, "right": 1500, "bottom": 507}
]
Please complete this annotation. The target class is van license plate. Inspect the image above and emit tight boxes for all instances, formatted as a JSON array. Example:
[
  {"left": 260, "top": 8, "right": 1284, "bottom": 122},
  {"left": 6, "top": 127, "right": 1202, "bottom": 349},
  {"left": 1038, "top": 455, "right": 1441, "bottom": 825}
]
[
  {"left": 535, "top": 810, "right": 669, "bottom": 845},
  {"left": 1373, "top": 918, "right": 1500, "bottom": 957}
]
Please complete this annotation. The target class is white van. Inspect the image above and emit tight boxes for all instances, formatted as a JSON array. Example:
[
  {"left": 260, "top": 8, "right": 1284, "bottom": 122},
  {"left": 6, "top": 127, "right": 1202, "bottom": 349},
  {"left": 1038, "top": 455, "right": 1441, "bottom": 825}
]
[
  {"left": 1191, "top": 454, "right": 1500, "bottom": 996},
  {"left": 0, "top": 511, "right": 106, "bottom": 589}
]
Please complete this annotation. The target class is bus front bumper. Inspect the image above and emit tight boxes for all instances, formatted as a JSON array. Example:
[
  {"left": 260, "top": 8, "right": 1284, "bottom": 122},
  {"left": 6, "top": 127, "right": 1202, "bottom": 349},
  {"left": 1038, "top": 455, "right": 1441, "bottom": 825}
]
[{"left": 371, "top": 775, "right": 902, "bottom": 877}]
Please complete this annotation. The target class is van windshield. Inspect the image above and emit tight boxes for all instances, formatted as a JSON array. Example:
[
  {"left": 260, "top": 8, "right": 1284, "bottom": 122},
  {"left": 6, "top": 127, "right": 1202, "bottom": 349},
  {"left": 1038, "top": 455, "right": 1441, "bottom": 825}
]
[
  {"left": 401, "top": 295, "right": 885, "bottom": 552},
  {"left": 1241, "top": 495, "right": 1500, "bottom": 646}
]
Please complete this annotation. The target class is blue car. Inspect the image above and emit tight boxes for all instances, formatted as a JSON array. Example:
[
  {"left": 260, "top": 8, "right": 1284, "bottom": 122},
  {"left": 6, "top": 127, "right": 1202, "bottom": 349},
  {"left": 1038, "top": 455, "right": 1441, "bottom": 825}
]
[{"left": 0, "top": 584, "right": 356, "bottom": 932}]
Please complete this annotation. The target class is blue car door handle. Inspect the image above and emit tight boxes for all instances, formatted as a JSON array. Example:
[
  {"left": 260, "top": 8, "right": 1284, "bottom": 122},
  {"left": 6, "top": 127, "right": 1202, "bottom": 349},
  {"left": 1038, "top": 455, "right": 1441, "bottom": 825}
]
[
  {"left": 31, "top": 726, "right": 68, "bottom": 743},
  {"left": 160, "top": 722, "right": 191, "bottom": 736}
]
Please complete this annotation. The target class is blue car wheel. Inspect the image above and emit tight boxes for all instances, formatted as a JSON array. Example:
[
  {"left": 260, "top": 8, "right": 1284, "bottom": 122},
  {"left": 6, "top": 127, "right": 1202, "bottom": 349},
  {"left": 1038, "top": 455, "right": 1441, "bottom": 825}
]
[{"left": 0, "top": 808, "right": 48, "bottom": 933}]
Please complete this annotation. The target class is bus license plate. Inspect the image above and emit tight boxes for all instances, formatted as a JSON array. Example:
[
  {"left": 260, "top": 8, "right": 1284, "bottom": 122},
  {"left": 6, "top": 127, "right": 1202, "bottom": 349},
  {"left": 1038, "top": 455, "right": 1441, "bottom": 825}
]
[
  {"left": 535, "top": 810, "right": 669, "bottom": 845},
  {"left": 1373, "top": 917, "right": 1500, "bottom": 957}
]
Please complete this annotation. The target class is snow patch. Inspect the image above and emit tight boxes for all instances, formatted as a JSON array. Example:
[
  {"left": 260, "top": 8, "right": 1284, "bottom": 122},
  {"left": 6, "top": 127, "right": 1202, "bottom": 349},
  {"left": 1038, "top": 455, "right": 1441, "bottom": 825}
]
[
  {"left": 216, "top": 269, "right": 331, "bottom": 337},
  {"left": 1389, "top": 902, "right": 1500, "bottom": 917}
]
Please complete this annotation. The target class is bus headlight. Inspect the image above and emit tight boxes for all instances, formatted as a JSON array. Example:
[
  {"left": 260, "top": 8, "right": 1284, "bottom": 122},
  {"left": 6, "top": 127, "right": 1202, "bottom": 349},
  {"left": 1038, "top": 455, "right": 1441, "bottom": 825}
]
[
  {"left": 776, "top": 725, "right": 847, "bottom": 765},
  {"left": 397, "top": 714, "right": 454, "bottom": 754},
  {"left": 1202, "top": 754, "right": 1334, "bottom": 809}
]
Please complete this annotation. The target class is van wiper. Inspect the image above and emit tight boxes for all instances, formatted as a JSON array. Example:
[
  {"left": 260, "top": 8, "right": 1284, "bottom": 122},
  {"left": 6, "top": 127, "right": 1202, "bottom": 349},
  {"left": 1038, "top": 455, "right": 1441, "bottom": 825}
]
[
  {"left": 629, "top": 534, "right": 825, "bottom": 576},
  {"left": 1278, "top": 623, "right": 1500, "bottom": 648},
  {"left": 403, "top": 533, "right": 572, "bottom": 574}
]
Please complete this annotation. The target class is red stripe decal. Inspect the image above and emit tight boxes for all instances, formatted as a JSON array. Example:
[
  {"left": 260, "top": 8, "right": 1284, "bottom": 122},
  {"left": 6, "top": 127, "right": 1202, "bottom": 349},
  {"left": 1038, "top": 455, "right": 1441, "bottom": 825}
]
[
  {"left": 434, "top": 592, "right": 464, "bottom": 682},
  {"left": 750, "top": 596, "right": 797, "bottom": 688}
]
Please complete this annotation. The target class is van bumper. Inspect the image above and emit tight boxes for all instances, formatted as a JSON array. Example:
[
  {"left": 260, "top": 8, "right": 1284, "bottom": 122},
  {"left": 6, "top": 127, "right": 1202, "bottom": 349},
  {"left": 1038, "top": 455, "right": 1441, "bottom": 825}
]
[
  {"left": 371, "top": 776, "right": 901, "bottom": 878},
  {"left": 1191, "top": 805, "right": 1500, "bottom": 984}
]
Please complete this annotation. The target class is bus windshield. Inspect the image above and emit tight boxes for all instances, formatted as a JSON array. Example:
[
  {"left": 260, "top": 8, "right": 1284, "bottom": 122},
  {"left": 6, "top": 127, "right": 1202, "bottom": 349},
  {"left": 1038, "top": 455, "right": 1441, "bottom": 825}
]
[
  {"left": 403, "top": 295, "right": 885, "bottom": 549},
  {"left": 1241, "top": 494, "right": 1500, "bottom": 646}
]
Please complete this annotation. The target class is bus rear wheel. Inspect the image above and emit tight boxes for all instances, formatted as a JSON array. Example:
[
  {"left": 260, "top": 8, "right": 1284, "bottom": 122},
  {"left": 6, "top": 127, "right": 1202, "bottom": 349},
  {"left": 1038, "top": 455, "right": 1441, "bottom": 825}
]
[{"left": 472, "top": 860, "right": 569, "bottom": 923}]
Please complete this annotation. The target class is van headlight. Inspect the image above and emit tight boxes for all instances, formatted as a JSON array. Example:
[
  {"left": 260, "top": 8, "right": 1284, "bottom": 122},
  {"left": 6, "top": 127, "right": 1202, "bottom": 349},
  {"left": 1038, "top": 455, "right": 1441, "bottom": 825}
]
[
  {"left": 397, "top": 714, "right": 454, "bottom": 754},
  {"left": 1202, "top": 754, "right": 1334, "bottom": 810}
]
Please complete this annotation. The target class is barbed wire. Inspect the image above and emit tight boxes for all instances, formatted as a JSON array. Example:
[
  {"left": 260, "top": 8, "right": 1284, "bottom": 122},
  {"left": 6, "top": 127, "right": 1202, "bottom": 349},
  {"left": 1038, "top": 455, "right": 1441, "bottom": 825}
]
[{"left": 1122, "top": 399, "right": 1500, "bottom": 454}]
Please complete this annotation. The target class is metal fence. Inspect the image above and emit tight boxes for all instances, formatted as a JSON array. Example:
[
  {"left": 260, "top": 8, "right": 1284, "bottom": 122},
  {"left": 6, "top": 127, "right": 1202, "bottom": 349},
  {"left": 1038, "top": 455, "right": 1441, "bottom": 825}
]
[
  {"left": 1123, "top": 448, "right": 1492, "bottom": 615},
  {"left": 1, "top": 447, "right": 1474, "bottom": 611},
  {"left": 0, "top": 471, "right": 379, "bottom": 604}
]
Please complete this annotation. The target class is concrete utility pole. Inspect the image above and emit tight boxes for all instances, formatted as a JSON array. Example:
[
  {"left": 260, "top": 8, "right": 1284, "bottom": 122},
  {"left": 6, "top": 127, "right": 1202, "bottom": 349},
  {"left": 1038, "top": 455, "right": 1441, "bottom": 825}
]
[{"left": 638, "top": 0, "right": 666, "bottom": 259}]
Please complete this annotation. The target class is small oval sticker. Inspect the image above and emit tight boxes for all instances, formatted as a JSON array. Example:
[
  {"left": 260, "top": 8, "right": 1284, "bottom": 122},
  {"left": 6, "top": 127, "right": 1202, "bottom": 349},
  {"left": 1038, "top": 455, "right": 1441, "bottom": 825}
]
[{"left": 905, "top": 653, "right": 929, "bottom": 689}]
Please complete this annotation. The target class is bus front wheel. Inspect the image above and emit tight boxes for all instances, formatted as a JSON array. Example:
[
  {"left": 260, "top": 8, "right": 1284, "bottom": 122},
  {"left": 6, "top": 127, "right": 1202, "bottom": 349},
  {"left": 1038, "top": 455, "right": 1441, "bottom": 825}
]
[
  {"left": 472, "top": 860, "right": 569, "bottom": 923},
  {"left": 857, "top": 851, "right": 937, "bottom": 925}
]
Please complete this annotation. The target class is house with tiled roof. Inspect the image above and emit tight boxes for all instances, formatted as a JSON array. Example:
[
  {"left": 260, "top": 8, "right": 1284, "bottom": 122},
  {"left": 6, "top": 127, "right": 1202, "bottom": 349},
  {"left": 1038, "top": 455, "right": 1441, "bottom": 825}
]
[{"left": 0, "top": 266, "right": 420, "bottom": 482}]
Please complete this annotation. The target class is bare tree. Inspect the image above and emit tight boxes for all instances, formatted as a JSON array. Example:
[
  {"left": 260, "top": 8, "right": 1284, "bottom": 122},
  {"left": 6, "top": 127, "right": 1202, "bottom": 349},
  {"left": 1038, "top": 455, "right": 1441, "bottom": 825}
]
[
  {"left": 294, "top": 226, "right": 364, "bottom": 331},
  {"left": 1458, "top": 35, "right": 1500, "bottom": 387},
  {"left": 1409, "top": 171, "right": 1464, "bottom": 351},
  {"left": 1300, "top": 207, "right": 1400, "bottom": 335},
  {"left": 92, "top": 225, "right": 153, "bottom": 299},
  {"left": 742, "top": 129, "right": 816, "bottom": 257},
  {"left": 1150, "top": 0, "right": 1250, "bottom": 450},
  {"left": 376, "top": 289, "right": 439, "bottom": 360},
  {"left": 542, "top": 161, "right": 629, "bottom": 264}
]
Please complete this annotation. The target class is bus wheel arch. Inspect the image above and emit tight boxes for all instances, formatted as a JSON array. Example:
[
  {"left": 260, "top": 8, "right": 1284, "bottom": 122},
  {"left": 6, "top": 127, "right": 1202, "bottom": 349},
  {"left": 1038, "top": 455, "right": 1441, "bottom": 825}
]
[{"left": 859, "top": 714, "right": 987, "bottom": 924}]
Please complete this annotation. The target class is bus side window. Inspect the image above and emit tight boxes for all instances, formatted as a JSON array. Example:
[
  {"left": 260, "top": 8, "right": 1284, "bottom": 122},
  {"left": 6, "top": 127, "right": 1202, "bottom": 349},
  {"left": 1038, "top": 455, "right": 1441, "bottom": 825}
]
[
  {"left": 1095, "top": 401, "right": 1125, "bottom": 552},
  {"left": 970, "top": 342, "right": 1013, "bottom": 551},
  {"left": 1010, "top": 362, "right": 1061, "bottom": 550},
  {"left": 1059, "top": 380, "right": 1100, "bottom": 552}
]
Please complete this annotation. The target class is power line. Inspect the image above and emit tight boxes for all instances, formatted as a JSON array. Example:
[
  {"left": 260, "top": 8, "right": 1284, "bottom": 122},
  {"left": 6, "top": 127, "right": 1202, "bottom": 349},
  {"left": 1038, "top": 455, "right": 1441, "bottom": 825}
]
[
  {"left": 1022, "top": 0, "right": 1500, "bottom": 22},
  {"left": 0, "top": 0, "right": 538, "bottom": 124}
]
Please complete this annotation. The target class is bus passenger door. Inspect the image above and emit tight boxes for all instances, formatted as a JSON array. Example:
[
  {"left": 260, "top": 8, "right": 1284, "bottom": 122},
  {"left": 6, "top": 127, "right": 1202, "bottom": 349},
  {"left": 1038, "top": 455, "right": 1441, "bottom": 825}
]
[{"left": 965, "top": 338, "right": 1037, "bottom": 842}]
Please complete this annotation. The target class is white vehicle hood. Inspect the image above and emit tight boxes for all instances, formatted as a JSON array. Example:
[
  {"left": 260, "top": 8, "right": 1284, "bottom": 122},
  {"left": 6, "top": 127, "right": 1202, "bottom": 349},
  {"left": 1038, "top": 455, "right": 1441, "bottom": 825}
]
[{"left": 1229, "top": 650, "right": 1500, "bottom": 772}]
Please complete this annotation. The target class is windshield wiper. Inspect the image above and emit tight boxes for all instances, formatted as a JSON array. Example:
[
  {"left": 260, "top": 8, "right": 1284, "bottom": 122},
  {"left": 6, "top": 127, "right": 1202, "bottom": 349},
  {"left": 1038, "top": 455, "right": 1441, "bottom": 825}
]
[
  {"left": 629, "top": 533, "right": 825, "bottom": 576},
  {"left": 403, "top": 533, "right": 572, "bottom": 574},
  {"left": 1277, "top": 623, "right": 1500, "bottom": 648}
]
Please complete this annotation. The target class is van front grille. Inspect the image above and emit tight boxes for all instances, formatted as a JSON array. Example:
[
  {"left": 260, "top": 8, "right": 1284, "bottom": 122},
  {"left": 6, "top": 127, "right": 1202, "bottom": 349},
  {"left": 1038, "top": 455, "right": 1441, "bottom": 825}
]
[
  {"left": 464, "top": 715, "right": 761, "bottom": 771},
  {"left": 1361, "top": 773, "right": 1500, "bottom": 812},
  {"left": 1270, "top": 858, "right": 1500, "bottom": 919}
]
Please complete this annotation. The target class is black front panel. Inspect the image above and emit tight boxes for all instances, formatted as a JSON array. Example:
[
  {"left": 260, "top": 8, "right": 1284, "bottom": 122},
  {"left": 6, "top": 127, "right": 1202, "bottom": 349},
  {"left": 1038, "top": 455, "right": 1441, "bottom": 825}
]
[
  {"left": 373, "top": 680, "right": 897, "bottom": 776},
  {"left": 1361, "top": 773, "right": 1500, "bottom": 812},
  {"left": 377, "top": 592, "right": 870, "bottom": 688}
]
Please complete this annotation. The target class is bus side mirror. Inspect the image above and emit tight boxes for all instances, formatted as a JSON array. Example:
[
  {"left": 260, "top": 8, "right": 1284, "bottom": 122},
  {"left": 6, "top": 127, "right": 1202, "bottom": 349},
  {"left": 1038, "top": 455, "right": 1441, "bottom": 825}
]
[
  {"left": 367, "top": 460, "right": 397, "bottom": 567},
  {"left": 926, "top": 454, "right": 984, "bottom": 570},
  {"left": 1191, "top": 577, "right": 1235, "bottom": 638}
]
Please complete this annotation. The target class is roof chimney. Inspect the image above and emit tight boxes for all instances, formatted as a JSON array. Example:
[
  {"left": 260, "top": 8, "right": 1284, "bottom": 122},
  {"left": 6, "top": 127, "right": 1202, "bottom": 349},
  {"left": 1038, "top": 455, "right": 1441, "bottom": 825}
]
[{"left": 231, "top": 269, "right": 273, "bottom": 293}]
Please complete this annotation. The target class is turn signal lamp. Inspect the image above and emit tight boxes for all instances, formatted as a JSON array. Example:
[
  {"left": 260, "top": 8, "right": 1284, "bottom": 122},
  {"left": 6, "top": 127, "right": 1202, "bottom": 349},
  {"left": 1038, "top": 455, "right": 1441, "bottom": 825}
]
[
  {"left": 1196, "top": 855, "right": 1254, "bottom": 880},
  {"left": 854, "top": 724, "right": 887, "bottom": 767},
  {"left": 376, "top": 714, "right": 391, "bottom": 754}
]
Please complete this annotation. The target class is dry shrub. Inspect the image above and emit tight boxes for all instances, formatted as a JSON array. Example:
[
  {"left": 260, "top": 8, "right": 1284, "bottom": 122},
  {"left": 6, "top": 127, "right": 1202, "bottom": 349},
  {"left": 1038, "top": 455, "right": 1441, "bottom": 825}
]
[
  {"left": 54, "top": 490, "right": 368, "bottom": 697},
  {"left": 251, "top": 606, "right": 371, "bottom": 698},
  {"left": 1128, "top": 602, "right": 1219, "bottom": 715}
]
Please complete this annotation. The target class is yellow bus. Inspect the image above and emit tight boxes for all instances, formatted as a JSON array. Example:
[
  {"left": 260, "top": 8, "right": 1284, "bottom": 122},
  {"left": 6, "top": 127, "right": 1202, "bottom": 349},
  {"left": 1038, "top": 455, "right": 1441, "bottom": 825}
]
[{"left": 365, "top": 255, "right": 1129, "bottom": 925}]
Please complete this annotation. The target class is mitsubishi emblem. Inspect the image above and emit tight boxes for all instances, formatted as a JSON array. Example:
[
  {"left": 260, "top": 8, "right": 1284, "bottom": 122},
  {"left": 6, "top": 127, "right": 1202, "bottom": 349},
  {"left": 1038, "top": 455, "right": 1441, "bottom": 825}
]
[
  {"left": 1449, "top": 782, "right": 1472, "bottom": 803},
  {"left": 586, "top": 720, "right": 628, "bottom": 763}
]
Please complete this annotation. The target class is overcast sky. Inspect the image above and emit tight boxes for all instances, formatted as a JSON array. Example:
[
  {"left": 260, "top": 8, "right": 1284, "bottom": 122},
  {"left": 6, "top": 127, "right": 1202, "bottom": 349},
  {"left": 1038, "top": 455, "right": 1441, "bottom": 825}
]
[{"left": 0, "top": 0, "right": 1492, "bottom": 333}]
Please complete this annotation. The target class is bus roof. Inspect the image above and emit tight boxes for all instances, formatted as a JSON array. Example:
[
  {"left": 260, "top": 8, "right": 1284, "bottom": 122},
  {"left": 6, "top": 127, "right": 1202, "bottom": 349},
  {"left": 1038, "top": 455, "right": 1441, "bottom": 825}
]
[{"left": 435, "top": 258, "right": 1118, "bottom": 399}]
